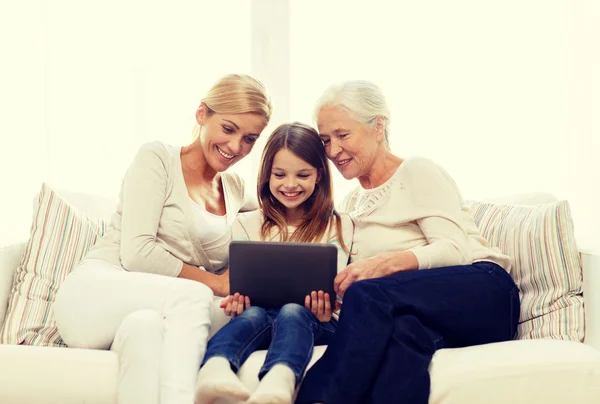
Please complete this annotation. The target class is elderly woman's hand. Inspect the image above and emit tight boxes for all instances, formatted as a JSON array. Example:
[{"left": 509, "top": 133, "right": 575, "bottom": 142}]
[{"left": 334, "top": 251, "right": 419, "bottom": 298}]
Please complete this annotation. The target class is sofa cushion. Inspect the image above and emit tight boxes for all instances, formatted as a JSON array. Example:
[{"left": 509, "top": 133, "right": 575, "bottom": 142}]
[
  {"left": 428, "top": 340, "right": 600, "bottom": 403},
  {"left": 0, "top": 183, "right": 106, "bottom": 346},
  {"left": 0, "top": 344, "right": 117, "bottom": 404},
  {"left": 467, "top": 200, "right": 584, "bottom": 340},
  {"left": 230, "top": 340, "right": 600, "bottom": 404},
  {"left": 0, "top": 242, "right": 27, "bottom": 327}
]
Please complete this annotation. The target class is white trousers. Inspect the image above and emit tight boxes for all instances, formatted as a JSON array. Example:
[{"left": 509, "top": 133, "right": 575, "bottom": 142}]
[{"left": 53, "top": 259, "right": 214, "bottom": 404}]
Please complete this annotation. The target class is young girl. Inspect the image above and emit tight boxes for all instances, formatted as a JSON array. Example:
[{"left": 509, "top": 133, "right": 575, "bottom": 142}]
[{"left": 195, "top": 122, "right": 354, "bottom": 404}]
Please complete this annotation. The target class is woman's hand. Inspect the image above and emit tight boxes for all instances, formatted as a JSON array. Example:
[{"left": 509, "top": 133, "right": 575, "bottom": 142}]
[
  {"left": 220, "top": 292, "right": 251, "bottom": 318},
  {"left": 305, "top": 290, "right": 333, "bottom": 322},
  {"left": 178, "top": 265, "right": 230, "bottom": 297},
  {"left": 334, "top": 251, "right": 418, "bottom": 298}
]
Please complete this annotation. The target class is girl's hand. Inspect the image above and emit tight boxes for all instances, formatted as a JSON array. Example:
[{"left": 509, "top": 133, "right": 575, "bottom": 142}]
[
  {"left": 220, "top": 293, "right": 251, "bottom": 318},
  {"left": 305, "top": 290, "right": 332, "bottom": 322}
]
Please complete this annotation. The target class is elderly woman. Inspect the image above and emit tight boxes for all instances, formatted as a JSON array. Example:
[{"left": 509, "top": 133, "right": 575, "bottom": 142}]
[{"left": 296, "top": 81, "right": 520, "bottom": 404}]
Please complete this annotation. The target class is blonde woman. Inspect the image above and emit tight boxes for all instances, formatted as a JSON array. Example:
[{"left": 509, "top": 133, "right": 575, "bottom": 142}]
[{"left": 53, "top": 74, "right": 272, "bottom": 404}]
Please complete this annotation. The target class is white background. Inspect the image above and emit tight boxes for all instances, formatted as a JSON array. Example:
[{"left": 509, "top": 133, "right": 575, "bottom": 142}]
[{"left": 1, "top": 0, "right": 599, "bottom": 248}]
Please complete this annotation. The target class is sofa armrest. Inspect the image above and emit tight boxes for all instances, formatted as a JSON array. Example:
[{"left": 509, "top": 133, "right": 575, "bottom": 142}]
[
  {"left": 582, "top": 247, "right": 600, "bottom": 350},
  {"left": 0, "top": 241, "right": 27, "bottom": 326}
]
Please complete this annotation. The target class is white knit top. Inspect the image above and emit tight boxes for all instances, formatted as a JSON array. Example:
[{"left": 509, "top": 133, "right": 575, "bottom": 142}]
[{"left": 341, "top": 157, "right": 512, "bottom": 273}]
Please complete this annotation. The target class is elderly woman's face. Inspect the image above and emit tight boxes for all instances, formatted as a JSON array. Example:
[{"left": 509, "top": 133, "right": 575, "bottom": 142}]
[{"left": 317, "top": 106, "right": 380, "bottom": 180}]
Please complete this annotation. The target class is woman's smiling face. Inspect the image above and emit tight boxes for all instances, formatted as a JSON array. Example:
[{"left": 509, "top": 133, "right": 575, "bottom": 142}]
[
  {"left": 317, "top": 106, "right": 381, "bottom": 180},
  {"left": 197, "top": 106, "right": 267, "bottom": 172}
]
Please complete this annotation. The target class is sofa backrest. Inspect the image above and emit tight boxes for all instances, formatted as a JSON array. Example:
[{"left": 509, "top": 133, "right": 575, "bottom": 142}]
[
  {"left": 481, "top": 192, "right": 558, "bottom": 206},
  {"left": 51, "top": 189, "right": 117, "bottom": 222}
]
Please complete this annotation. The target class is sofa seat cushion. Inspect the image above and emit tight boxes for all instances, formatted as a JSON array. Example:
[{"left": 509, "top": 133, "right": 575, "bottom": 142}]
[
  {"left": 430, "top": 339, "right": 600, "bottom": 403},
  {"left": 231, "top": 340, "right": 600, "bottom": 403},
  {"left": 0, "top": 344, "right": 117, "bottom": 404}
]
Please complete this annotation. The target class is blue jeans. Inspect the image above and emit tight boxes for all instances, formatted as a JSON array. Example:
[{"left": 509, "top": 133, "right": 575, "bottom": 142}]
[
  {"left": 296, "top": 261, "right": 520, "bottom": 404},
  {"left": 202, "top": 303, "right": 337, "bottom": 386}
]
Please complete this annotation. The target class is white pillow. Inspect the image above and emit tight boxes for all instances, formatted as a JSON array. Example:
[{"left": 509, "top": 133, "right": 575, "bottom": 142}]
[
  {"left": 467, "top": 200, "right": 584, "bottom": 341},
  {"left": 0, "top": 183, "right": 105, "bottom": 346}
]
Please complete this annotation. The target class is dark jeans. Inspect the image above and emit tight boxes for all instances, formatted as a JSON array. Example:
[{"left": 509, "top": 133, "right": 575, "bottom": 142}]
[
  {"left": 202, "top": 303, "right": 337, "bottom": 386},
  {"left": 295, "top": 261, "right": 520, "bottom": 404}
]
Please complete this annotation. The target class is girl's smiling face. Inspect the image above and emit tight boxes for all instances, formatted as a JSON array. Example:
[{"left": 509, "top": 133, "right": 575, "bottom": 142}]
[{"left": 269, "top": 148, "right": 320, "bottom": 221}]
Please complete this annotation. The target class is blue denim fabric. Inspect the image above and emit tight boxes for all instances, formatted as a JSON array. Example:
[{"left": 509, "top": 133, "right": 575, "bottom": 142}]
[
  {"left": 295, "top": 261, "right": 521, "bottom": 404},
  {"left": 202, "top": 303, "right": 337, "bottom": 386}
]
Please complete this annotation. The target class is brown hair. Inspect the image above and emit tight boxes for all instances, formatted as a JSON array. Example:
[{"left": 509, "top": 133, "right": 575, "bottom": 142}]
[{"left": 257, "top": 122, "right": 349, "bottom": 252}]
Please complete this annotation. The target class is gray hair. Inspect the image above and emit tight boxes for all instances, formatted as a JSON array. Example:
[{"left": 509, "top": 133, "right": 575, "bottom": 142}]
[{"left": 313, "top": 80, "right": 391, "bottom": 146}]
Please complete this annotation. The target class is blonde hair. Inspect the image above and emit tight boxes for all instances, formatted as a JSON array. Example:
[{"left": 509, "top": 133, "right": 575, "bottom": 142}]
[
  {"left": 314, "top": 80, "right": 390, "bottom": 146},
  {"left": 202, "top": 74, "right": 272, "bottom": 123}
]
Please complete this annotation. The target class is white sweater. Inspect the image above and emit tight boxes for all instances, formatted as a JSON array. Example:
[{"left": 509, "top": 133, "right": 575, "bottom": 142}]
[
  {"left": 342, "top": 157, "right": 512, "bottom": 272},
  {"left": 85, "top": 141, "right": 255, "bottom": 276}
]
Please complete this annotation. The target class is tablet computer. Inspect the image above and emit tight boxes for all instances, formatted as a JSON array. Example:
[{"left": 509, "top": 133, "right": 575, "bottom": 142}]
[{"left": 229, "top": 240, "right": 338, "bottom": 309}]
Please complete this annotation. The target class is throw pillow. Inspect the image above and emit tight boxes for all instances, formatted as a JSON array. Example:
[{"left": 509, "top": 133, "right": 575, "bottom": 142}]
[
  {"left": 466, "top": 200, "right": 584, "bottom": 341},
  {"left": 0, "top": 183, "right": 105, "bottom": 346}
]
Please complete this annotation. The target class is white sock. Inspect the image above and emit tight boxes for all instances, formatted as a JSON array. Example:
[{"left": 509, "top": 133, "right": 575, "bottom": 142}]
[
  {"left": 195, "top": 357, "right": 251, "bottom": 404},
  {"left": 247, "top": 364, "right": 297, "bottom": 404}
]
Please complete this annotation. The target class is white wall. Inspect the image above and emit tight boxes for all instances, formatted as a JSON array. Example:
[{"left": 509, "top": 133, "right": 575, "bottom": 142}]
[
  {"left": 1, "top": 0, "right": 598, "bottom": 247},
  {"left": 289, "top": 0, "right": 599, "bottom": 246},
  {"left": 565, "top": 0, "right": 600, "bottom": 248},
  {"left": 1, "top": 0, "right": 252, "bottom": 244},
  {"left": 1, "top": 0, "right": 47, "bottom": 244}
]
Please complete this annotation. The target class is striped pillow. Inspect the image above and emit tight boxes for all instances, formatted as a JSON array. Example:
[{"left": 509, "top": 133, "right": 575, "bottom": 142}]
[
  {"left": 0, "top": 183, "right": 105, "bottom": 346},
  {"left": 467, "top": 200, "right": 584, "bottom": 341}
]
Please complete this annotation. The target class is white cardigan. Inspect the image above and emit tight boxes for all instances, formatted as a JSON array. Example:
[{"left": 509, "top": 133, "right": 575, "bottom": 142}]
[
  {"left": 85, "top": 141, "right": 254, "bottom": 276},
  {"left": 342, "top": 156, "right": 512, "bottom": 272}
]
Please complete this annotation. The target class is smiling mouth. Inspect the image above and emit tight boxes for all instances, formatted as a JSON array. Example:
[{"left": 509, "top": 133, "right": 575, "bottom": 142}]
[
  {"left": 216, "top": 146, "right": 235, "bottom": 160},
  {"left": 281, "top": 191, "right": 302, "bottom": 198},
  {"left": 337, "top": 158, "right": 352, "bottom": 166}
]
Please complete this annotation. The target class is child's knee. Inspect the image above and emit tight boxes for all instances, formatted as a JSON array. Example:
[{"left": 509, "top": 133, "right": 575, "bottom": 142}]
[
  {"left": 240, "top": 305, "right": 268, "bottom": 321},
  {"left": 278, "top": 303, "right": 309, "bottom": 319}
]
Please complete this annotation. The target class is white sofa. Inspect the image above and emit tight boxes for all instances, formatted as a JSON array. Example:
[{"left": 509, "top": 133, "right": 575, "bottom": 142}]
[{"left": 1, "top": 190, "right": 600, "bottom": 404}]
